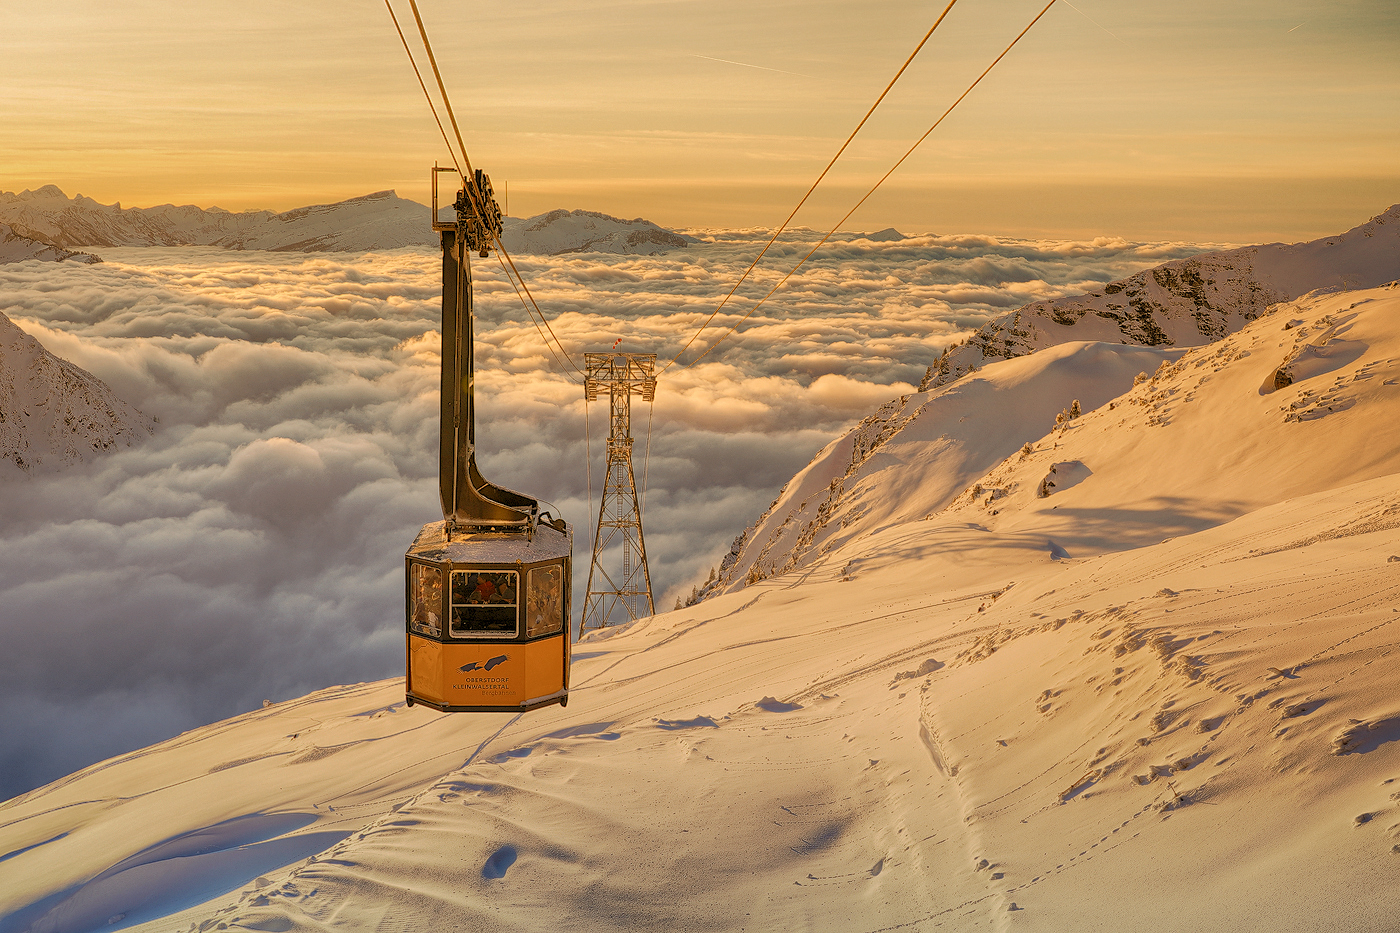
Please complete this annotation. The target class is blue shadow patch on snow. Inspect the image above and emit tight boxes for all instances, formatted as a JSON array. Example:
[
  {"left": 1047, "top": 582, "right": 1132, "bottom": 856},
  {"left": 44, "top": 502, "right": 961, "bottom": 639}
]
[
  {"left": 0, "top": 831, "right": 68, "bottom": 864},
  {"left": 655, "top": 716, "right": 719, "bottom": 730},
  {"left": 0, "top": 814, "right": 346, "bottom": 933},
  {"left": 755, "top": 697, "right": 803, "bottom": 713},
  {"left": 543, "top": 722, "right": 618, "bottom": 739},
  {"left": 490, "top": 747, "right": 535, "bottom": 762},
  {"left": 1336, "top": 716, "right": 1400, "bottom": 755},
  {"left": 482, "top": 845, "right": 518, "bottom": 879}
]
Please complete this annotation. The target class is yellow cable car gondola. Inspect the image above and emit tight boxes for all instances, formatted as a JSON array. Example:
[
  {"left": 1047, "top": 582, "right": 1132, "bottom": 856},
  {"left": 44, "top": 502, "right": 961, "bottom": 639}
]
[{"left": 405, "top": 167, "right": 570, "bottom": 712}]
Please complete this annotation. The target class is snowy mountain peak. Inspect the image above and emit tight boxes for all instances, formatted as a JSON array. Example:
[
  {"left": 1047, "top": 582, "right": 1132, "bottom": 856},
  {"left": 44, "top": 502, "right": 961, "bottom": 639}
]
[
  {"left": 502, "top": 209, "right": 691, "bottom": 255},
  {"left": 13, "top": 184, "right": 67, "bottom": 201},
  {"left": 0, "top": 310, "right": 151, "bottom": 471},
  {"left": 275, "top": 190, "right": 398, "bottom": 223},
  {"left": 859, "top": 227, "right": 908, "bottom": 241}
]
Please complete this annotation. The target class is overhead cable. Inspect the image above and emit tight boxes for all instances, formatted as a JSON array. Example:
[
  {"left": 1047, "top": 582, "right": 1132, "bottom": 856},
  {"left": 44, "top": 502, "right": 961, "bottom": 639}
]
[
  {"left": 384, "top": 0, "right": 463, "bottom": 179},
  {"left": 387, "top": 0, "right": 582, "bottom": 377},
  {"left": 494, "top": 252, "right": 583, "bottom": 383},
  {"left": 682, "top": 0, "right": 1060, "bottom": 369},
  {"left": 663, "top": 0, "right": 962, "bottom": 372}
]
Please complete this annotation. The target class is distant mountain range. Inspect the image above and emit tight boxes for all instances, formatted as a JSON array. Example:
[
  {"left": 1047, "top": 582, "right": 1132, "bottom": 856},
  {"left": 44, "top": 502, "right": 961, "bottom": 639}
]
[
  {"left": 500, "top": 209, "right": 690, "bottom": 255},
  {"left": 921, "top": 204, "right": 1400, "bottom": 389},
  {"left": 0, "top": 187, "right": 691, "bottom": 258},
  {"left": 0, "top": 309, "right": 150, "bottom": 472}
]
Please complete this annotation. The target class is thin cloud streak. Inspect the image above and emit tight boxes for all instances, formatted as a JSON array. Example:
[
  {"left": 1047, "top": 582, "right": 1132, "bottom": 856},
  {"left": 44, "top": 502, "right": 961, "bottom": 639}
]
[
  {"left": 690, "top": 54, "right": 815, "bottom": 79},
  {"left": 1061, "top": 0, "right": 1127, "bottom": 46}
]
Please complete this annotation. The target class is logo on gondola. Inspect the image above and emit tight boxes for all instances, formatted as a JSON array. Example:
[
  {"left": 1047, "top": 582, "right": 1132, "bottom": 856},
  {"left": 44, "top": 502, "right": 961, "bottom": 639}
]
[{"left": 460, "top": 655, "right": 509, "bottom": 673}]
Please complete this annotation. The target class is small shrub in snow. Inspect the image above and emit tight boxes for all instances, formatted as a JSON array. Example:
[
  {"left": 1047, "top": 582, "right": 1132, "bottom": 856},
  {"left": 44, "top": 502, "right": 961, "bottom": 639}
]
[{"left": 1054, "top": 400, "right": 1081, "bottom": 432}]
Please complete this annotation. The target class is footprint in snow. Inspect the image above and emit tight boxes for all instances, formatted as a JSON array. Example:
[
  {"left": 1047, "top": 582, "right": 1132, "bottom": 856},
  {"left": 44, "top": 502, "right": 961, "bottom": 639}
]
[
  {"left": 482, "top": 845, "right": 518, "bottom": 879},
  {"left": 756, "top": 697, "right": 803, "bottom": 713}
]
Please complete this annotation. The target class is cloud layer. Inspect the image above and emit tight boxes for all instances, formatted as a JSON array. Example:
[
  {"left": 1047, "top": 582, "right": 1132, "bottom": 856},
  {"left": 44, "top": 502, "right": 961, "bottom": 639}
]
[{"left": 0, "top": 231, "right": 1209, "bottom": 799}]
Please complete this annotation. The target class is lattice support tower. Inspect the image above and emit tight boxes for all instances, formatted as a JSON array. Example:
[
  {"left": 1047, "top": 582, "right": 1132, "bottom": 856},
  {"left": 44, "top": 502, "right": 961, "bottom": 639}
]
[{"left": 581, "top": 352, "right": 657, "bottom": 631}]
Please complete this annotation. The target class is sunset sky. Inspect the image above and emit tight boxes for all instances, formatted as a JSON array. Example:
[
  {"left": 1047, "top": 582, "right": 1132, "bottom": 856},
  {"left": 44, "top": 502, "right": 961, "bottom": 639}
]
[{"left": 4, "top": 0, "right": 1399, "bottom": 239}]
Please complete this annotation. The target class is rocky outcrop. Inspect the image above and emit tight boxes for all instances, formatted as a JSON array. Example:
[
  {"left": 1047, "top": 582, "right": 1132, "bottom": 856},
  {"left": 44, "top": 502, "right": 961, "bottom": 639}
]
[
  {"left": 921, "top": 205, "right": 1400, "bottom": 390},
  {"left": 0, "top": 311, "right": 150, "bottom": 471},
  {"left": 0, "top": 222, "right": 101, "bottom": 264}
]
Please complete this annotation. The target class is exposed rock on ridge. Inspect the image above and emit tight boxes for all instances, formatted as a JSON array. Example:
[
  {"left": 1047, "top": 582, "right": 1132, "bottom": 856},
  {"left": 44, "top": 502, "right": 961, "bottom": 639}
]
[
  {"left": 0, "top": 222, "right": 101, "bottom": 264},
  {"left": 0, "top": 311, "right": 150, "bottom": 471},
  {"left": 920, "top": 205, "right": 1400, "bottom": 390}
]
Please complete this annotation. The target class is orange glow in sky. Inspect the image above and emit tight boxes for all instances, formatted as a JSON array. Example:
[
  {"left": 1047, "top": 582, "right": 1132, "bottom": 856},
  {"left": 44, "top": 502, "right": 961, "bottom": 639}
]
[{"left": 3, "top": 0, "right": 1397, "bottom": 241}]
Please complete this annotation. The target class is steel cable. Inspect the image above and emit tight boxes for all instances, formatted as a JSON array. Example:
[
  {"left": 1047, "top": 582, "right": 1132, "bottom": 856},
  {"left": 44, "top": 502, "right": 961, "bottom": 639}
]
[
  {"left": 681, "top": 0, "right": 1060, "bottom": 369},
  {"left": 389, "top": 0, "right": 584, "bottom": 378},
  {"left": 662, "top": 0, "right": 961, "bottom": 373}
]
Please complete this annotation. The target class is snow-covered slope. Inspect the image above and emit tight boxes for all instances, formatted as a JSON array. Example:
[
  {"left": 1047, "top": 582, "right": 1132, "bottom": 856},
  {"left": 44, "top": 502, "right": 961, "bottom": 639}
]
[
  {"left": 3, "top": 286, "right": 1399, "bottom": 933},
  {"left": 0, "top": 223, "right": 99, "bottom": 265},
  {"left": 500, "top": 209, "right": 690, "bottom": 255},
  {"left": 706, "top": 341, "right": 1184, "bottom": 593},
  {"left": 922, "top": 205, "right": 1400, "bottom": 389},
  {"left": 938, "top": 283, "right": 1400, "bottom": 556},
  {"left": 0, "top": 311, "right": 150, "bottom": 471},
  {"left": 220, "top": 192, "right": 435, "bottom": 252}
]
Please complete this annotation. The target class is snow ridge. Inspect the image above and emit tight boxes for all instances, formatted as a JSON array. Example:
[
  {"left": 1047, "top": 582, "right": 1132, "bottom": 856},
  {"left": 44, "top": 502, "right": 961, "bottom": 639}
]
[
  {"left": 0, "top": 310, "right": 150, "bottom": 471},
  {"left": 500, "top": 209, "right": 690, "bottom": 256},
  {"left": 701, "top": 341, "right": 1181, "bottom": 597},
  {"left": 921, "top": 205, "right": 1400, "bottom": 390},
  {"left": 0, "top": 222, "right": 100, "bottom": 265}
]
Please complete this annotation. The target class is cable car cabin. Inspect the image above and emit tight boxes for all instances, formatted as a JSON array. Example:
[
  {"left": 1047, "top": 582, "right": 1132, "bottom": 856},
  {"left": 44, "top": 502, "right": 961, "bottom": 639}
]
[
  {"left": 405, "top": 165, "right": 571, "bottom": 713},
  {"left": 405, "top": 520, "right": 571, "bottom": 711}
]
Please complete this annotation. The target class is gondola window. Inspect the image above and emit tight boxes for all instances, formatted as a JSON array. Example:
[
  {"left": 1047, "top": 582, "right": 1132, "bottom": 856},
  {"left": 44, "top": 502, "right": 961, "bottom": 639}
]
[
  {"left": 450, "top": 570, "right": 519, "bottom": 637},
  {"left": 526, "top": 565, "right": 564, "bottom": 637},
  {"left": 409, "top": 563, "right": 443, "bottom": 637}
]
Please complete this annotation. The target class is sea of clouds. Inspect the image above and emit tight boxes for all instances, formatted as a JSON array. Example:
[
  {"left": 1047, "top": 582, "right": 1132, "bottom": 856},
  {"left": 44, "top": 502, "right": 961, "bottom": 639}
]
[{"left": 0, "top": 228, "right": 1213, "bottom": 799}]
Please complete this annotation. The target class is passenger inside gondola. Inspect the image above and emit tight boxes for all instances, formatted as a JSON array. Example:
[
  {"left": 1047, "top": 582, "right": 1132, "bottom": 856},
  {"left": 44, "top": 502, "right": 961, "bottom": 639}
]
[
  {"left": 450, "top": 570, "right": 518, "bottom": 636},
  {"left": 409, "top": 564, "right": 442, "bottom": 637}
]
